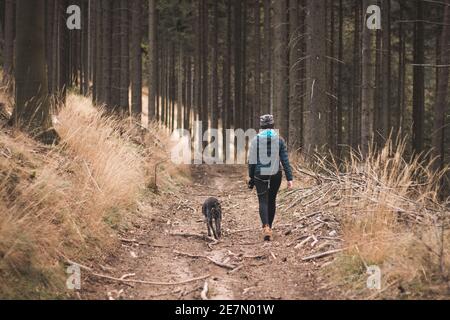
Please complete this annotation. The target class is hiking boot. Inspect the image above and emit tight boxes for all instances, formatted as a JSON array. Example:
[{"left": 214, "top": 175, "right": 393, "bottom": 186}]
[{"left": 263, "top": 225, "right": 273, "bottom": 242}]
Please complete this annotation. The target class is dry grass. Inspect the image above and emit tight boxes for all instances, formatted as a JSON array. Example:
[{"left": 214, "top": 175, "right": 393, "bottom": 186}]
[
  {"left": 283, "top": 140, "right": 450, "bottom": 299},
  {"left": 333, "top": 142, "right": 450, "bottom": 298},
  {"left": 0, "top": 93, "right": 185, "bottom": 298}
]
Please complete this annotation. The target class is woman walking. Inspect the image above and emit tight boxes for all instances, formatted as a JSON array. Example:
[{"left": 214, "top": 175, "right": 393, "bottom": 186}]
[{"left": 248, "top": 115, "right": 294, "bottom": 241}]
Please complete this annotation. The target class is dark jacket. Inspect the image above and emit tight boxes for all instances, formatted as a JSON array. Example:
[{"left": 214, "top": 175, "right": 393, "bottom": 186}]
[{"left": 248, "top": 129, "right": 293, "bottom": 181}]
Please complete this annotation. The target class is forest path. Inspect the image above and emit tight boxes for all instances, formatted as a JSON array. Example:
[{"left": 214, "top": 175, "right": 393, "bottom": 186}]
[{"left": 82, "top": 165, "right": 338, "bottom": 300}]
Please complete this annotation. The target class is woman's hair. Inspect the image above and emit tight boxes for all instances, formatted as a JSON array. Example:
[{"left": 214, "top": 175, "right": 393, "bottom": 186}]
[{"left": 261, "top": 123, "right": 275, "bottom": 130}]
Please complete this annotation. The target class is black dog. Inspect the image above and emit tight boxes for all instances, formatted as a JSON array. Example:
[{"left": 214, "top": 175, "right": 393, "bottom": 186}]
[{"left": 202, "top": 197, "right": 222, "bottom": 240}]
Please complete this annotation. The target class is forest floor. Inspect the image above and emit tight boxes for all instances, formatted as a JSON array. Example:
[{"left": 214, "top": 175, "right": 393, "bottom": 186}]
[{"left": 80, "top": 165, "right": 341, "bottom": 300}]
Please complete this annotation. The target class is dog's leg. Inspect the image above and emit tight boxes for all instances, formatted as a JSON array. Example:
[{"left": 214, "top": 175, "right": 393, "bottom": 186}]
[
  {"left": 206, "top": 219, "right": 212, "bottom": 237},
  {"left": 210, "top": 219, "right": 218, "bottom": 239},
  {"left": 215, "top": 217, "right": 221, "bottom": 239}
]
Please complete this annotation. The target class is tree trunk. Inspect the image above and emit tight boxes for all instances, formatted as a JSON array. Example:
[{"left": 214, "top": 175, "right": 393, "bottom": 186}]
[
  {"left": 337, "top": 0, "right": 343, "bottom": 157},
  {"left": 201, "top": 0, "right": 208, "bottom": 136},
  {"left": 273, "top": 0, "right": 288, "bottom": 140},
  {"left": 119, "top": 0, "right": 129, "bottom": 111},
  {"left": 51, "top": 0, "right": 59, "bottom": 95},
  {"left": 304, "top": 0, "right": 328, "bottom": 154},
  {"left": 90, "top": 0, "right": 96, "bottom": 98},
  {"left": 94, "top": 0, "right": 103, "bottom": 103},
  {"left": 3, "top": 0, "right": 14, "bottom": 89},
  {"left": 80, "top": 0, "right": 88, "bottom": 96},
  {"left": 262, "top": 0, "right": 271, "bottom": 115},
  {"left": 288, "top": 0, "right": 300, "bottom": 147},
  {"left": 242, "top": 0, "right": 249, "bottom": 130},
  {"left": 170, "top": 42, "right": 175, "bottom": 131},
  {"left": 412, "top": 0, "right": 425, "bottom": 154},
  {"left": 161, "top": 43, "right": 167, "bottom": 125},
  {"left": 46, "top": 0, "right": 55, "bottom": 94},
  {"left": 222, "top": 0, "right": 232, "bottom": 160},
  {"left": 380, "top": 0, "right": 391, "bottom": 141},
  {"left": 185, "top": 56, "right": 192, "bottom": 131},
  {"left": 361, "top": 0, "right": 375, "bottom": 155},
  {"left": 212, "top": 0, "right": 219, "bottom": 134},
  {"left": 111, "top": 0, "right": 121, "bottom": 108},
  {"left": 177, "top": 47, "right": 183, "bottom": 129},
  {"left": 130, "top": 0, "right": 142, "bottom": 117},
  {"left": 254, "top": 0, "right": 261, "bottom": 128},
  {"left": 328, "top": 0, "right": 336, "bottom": 153},
  {"left": 234, "top": 0, "right": 242, "bottom": 129},
  {"left": 351, "top": 0, "right": 362, "bottom": 149},
  {"left": 148, "top": 0, "right": 157, "bottom": 120},
  {"left": 12, "top": 0, "right": 52, "bottom": 138},
  {"left": 101, "top": 0, "right": 112, "bottom": 105},
  {"left": 432, "top": 0, "right": 449, "bottom": 170},
  {"left": 374, "top": 22, "right": 381, "bottom": 146}
]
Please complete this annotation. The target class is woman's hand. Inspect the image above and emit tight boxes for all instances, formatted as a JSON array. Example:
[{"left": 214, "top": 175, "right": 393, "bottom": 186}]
[
  {"left": 287, "top": 180, "right": 293, "bottom": 190},
  {"left": 248, "top": 178, "right": 255, "bottom": 190}
]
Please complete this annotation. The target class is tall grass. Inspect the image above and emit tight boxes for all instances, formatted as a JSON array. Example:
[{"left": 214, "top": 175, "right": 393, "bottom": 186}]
[
  {"left": 323, "top": 141, "right": 449, "bottom": 298},
  {"left": 282, "top": 138, "right": 449, "bottom": 298},
  {"left": 0, "top": 93, "right": 177, "bottom": 298}
]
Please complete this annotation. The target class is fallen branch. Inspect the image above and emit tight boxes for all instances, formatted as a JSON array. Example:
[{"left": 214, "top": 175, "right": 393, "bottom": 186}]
[
  {"left": 170, "top": 232, "right": 219, "bottom": 244},
  {"left": 173, "top": 250, "right": 236, "bottom": 270},
  {"left": 295, "top": 236, "right": 312, "bottom": 249},
  {"left": 91, "top": 271, "right": 210, "bottom": 286},
  {"left": 63, "top": 256, "right": 210, "bottom": 286},
  {"left": 298, "top": 211, "right": 322, "bottom": 221},
  {"left": 119, "top": 237, "right": 138, "bottom": 243},
  {"left": 200, "top": 281, "right": 209, "bottom": 300},
  {"left": 228, "top": 265, "right": 244, "bottom": 274},
  {"left": 301, "top": 249, "right": 344, "bottom": 261},
  {"left": 119, "top": 273, "right": 136, "bottom": 280},
  {"left": 119, "top": 238, "right": 169, "bottom": 248}
]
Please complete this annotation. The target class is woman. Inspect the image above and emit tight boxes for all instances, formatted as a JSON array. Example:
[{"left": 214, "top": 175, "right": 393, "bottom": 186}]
[{"left": 248, "top": 115, "right": 293, "bottom": 241}]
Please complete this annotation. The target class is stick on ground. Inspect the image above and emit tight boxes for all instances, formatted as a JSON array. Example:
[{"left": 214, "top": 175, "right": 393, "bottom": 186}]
[
  {"left": 200, "top": 281, "right": 209, "bottom": 300},
  {"left": 173, "top": 250, "right": 237, "bottom": 270},
  {"left": 63, "top": 257, "right": 210, "bottom": 286},
  {"left": 301, "top": 249, "right": 344, "bottom": 261}
]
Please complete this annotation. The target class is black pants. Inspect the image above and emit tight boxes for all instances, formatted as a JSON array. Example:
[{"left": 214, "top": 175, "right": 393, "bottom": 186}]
[{"left": 254, "top": 171, "right": 282, "bottom": 228}]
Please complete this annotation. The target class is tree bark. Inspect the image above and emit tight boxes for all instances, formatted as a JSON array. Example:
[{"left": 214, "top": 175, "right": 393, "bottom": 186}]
[
  {"left": 119, "top": 0, "right": 129, "bottom": 111},
  {"left": 412, "top": 0, "right": 425, "bottom": 154},
  {"left": 304, "top": 0, "right": 328, "bottom": 154},
  {"left": 130, "top": 0, "right": 142, "bottom": 117},
  {"left": 254, "top": 0, "right": 262, "bottom": 128},
  {"left": 380, "top": 0, "right": 391, "bottom": 141},
  {"left": 222, "top": 0, "right": 232, "bottom": 159},
  {"left": 361, "top": 0, "right": 375, "bottom": 155},
  {"left": 3, "top": 0, "right": 14, "bottom": 89},
  {"left": 234, "top": 0, "right": 242, "bottom": 129},
  {"left": 273, "top": 0, "right": 289, "bottom": 140},
  {"left": 12, "top": 0, "right": 52, "bottom": 138},
  {"left": 288, "top": 0, "right": 301, "bottom": 147},
  {"left": 262, "top": 0, "right": 271, "bottom": 115},
  {"left": 94, "top": 0, "right": 103, "bottom": 103},
  {"left": 212, "top": 0, "right": 219, "bottom": 133},
  {"left": 46, "top": 0, "right": 55, "bottom": 94},
  {"left": 101, "top": 0, "right": 112, "bottom": 105},
  {"left": 111, "top": 0, "right": 121, "bottom": 108},
  {"left": 351, "top": 0, "right": 362, "bottom": 149},
  {"left": 148, "top": 0, "right": 157, "bottom": 120},
  {"left": 337, "top": 0, "right": 343, "bottom": 156},
  {"left": 185, "top": 56, "right": 192, "bottom": 131},
  {"left": 432, "top": 0, "right": 449, "bottom": 170}
]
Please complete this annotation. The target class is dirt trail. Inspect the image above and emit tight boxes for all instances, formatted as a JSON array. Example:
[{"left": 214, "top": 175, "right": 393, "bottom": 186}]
[{"left": 82, "top": 165, "right": 338, "bottom": 300}]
